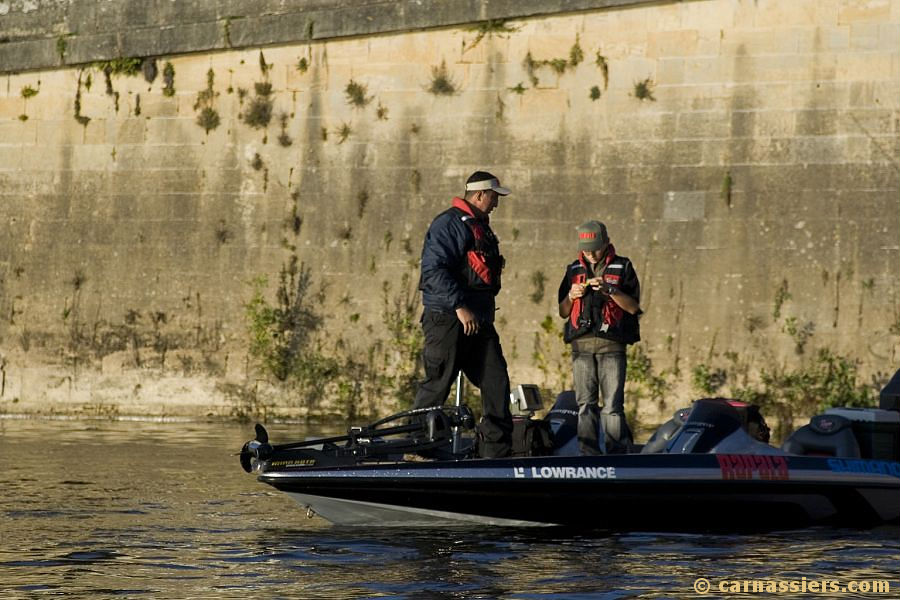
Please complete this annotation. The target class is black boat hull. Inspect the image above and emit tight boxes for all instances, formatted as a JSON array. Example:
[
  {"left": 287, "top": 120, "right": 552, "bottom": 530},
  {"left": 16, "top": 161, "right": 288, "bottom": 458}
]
[{"left": 258, "top": 454, "right": 900, "bottom": 530}]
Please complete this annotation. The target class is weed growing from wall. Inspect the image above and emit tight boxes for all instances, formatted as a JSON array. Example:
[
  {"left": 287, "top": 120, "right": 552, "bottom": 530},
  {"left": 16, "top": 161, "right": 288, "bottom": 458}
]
[
  {"left": 243, "top": 81, "right": 273, "bottom": 129},
  {"left": 523, "top": 52, "right": 540, "bottom": 86},
  {"left": 508, "top": 82, "right": 526, "bottom": 94},
  {"left": 522, "top": 37, "right": 586, "bottom": 87},
  {"left": 531, "top": 315, "right": 570, "bottom": 397},
  {"left": 56, "top": 36, "right": 67, "bottom": 62},
  {"left": 376, "top": 103, "right": 389, "bottom": 120},
  {"left": 380, "top": 273, "right": 425, "bottom": 408},
  {"left": 194, "top": 69, "right": 221, "bottom": 133},
  {"left": 427, "top": 61, "right": 457, "bottom": 95},
  {"left": 356, "top": 190, "right": 369, "bottom": 218},
  {"left": 277, "top": 113, "right": 293, "bottom": 146},
  {"left": 633, "top": 77, "right": 656, "bottom": 101},
  {"left": 336, "top": 122, "right": 352, "bottom": 143},
  {"left": 772, "top": 279, "right": 791, "bottom": 319},
  {"left": 691, "top": 363, "right": 727, "bottom": 396},
  {"left": 345, "top": 80, "right": 372, "bottom": 107},
  {"left": 589, "top": 85, "right": 601, "bottom": 101},
  {"left": 595, "top": 53, "right": 609, "bottom": 89},
  {"left": 721, "top": 170, "right": 733, "bottom": 207},
  {"left": 245, "top": 263, "right": 326, "bottom": 383},
  {"left": 162, "top": 62, "right": 176, "bottom": 97},
  {"left": 529, "top": 271, "right": 547, "bottom": 304},
  {"left": 73, "top": 70, "right": 91, "bottom": 126},
  {"left": 569, "top": 35, "right": 584, "bottom": 67},
  {"left": 626, "top": 344, "right": 668, "bottom": 411},
  {"left": 95, "top": 57, "right": 142, "bottom": 77},
  {"left": 463, "top": 19, "right": 519, "bottom": 52},
  {"left": 21, "top": 85, "right": 38, "bottom": 99},
  {"left": 297, "top": 57, "right": 309, "bottom": 73}
]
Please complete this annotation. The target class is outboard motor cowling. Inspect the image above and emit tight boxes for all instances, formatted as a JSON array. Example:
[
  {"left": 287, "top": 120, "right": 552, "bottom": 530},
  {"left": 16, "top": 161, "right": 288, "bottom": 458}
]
[
  {"left": 641, "top": 407, "right": 691, "bottom": 454},
  {"left": 666, "top": 399, "right": 742, "bottom": 454},
  {"left": 545, "top": 391, "right": 580, "bottom": 456},
  {"left": 665, "top": 399, "right": 781, "bottom": 455}
]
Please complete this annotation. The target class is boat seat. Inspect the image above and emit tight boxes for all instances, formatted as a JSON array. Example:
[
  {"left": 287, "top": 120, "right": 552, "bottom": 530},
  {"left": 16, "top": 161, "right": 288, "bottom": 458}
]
[{"left": 782, "top": 414, "right": 861, "bottom": 458}]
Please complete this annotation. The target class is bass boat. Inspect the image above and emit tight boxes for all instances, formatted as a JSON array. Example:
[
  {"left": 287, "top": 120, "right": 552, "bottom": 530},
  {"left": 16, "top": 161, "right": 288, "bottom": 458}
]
[{"left": 238, "top": 371, "right": 900, "bottom": 530}]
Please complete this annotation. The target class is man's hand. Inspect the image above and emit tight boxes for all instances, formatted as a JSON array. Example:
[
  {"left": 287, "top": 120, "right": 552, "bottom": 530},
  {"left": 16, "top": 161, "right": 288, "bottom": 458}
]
[{"left": 455, "top": 306, "right": 479, "bottom": 335}]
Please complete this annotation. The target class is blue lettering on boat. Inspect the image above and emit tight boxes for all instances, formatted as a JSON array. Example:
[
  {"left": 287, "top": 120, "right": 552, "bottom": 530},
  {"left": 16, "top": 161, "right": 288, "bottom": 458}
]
[{"left": 827, "top": 458, "right": 900, "bottom": 478}]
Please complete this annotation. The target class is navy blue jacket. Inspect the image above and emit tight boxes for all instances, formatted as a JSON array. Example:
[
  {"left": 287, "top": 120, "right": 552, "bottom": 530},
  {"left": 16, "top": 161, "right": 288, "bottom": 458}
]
[{"left": 419, "top": 200, "right": 501, "bottom": 323}]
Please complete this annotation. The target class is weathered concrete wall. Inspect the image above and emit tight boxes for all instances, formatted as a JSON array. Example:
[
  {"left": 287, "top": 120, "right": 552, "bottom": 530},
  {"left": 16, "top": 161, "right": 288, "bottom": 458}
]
[
  {"left": 0, "top": 0, "right": 657, "bottom": 73},
  {"left": 1, "top": 0, "right": 898, "bottom": 421}
]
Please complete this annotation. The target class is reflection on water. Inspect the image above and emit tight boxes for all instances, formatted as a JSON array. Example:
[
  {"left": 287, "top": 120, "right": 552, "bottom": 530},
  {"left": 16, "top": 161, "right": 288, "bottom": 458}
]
[{"left": 1, "top": 419, "right": 897, "bottom": 598}]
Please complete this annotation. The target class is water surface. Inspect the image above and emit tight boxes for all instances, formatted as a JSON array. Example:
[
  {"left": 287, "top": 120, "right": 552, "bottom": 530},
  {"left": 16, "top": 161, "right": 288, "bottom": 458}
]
[{"left": 1, "top": 419, "right": 897, "bottom": 598}]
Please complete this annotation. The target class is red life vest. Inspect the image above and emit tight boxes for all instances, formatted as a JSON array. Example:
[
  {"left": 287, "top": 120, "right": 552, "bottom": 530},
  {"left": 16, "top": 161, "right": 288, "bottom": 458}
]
[
  {"left": 564, "top": 246, "right": 641, "bottom": 345},
  {"left": 450, "top": 197, "right": 504, "bottom": 294}
]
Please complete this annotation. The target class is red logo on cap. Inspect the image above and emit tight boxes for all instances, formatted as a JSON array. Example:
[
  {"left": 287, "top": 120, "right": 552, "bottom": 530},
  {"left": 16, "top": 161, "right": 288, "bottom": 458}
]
[{"left": 579, "top": 233, "right": 596, "bottom": 239}]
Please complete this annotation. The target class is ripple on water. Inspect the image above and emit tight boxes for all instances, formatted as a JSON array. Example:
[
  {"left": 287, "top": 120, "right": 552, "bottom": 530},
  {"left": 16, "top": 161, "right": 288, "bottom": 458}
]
[{"left": 1, "top": 420, "right": 898, "bottom": 599}]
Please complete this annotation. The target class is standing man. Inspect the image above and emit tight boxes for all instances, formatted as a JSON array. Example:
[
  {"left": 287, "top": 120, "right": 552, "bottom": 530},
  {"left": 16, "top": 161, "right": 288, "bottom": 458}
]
[
  {"left": 557, "top": 221, "right": 641, "bottom": 455},
  {"left": 414, "top": 171, "right": 514, "bottom": 458}
]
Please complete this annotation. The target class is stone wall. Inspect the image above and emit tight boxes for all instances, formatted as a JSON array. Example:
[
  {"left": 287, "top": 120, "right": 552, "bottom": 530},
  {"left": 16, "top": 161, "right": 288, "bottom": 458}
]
[{"left": 0, "top": 0, "right": 898, "bottom": 421}]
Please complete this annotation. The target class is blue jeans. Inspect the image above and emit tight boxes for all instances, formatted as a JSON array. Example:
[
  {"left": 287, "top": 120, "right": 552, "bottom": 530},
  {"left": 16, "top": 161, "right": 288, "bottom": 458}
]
[{"left": 572, "top": 350, "right": 633, "bottom": 454}]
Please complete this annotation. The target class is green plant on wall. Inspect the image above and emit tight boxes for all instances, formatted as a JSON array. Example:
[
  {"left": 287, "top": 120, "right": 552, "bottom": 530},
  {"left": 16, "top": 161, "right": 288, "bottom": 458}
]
[
  {"left": 380, "top": 273, "right": 425, "bottom": 408},
  {"left": 463, "top": 19, "right": 519, "bottom": 52},
  {"left": 733, "top": 349, "right": 876, "bottom": 441},
  {"left": 277, "top": 113, "right": 293, "bottom": 147},
  {"left": 427, "top": 61, "right": 457, "bottom": 95},
  {"left": 589, "top": 85, "right": 601, "bottom": 101},
  {"left": 569, "top": 35, "right": 584, "bottom": 67},
  {"left": 162, "top": 62, "right": 176, "bottom": 97},
  {"left": 529, "top": 270, "right": 547, "bottom": 304},
  {"left": 626, "top": 344, "right": 669, "bottom": 412},
  {"left": 595, "top": 52, "right": 609, "bottom": 89},
  {"left": 243, "top": 80, "right": 273, "bottom": 129},
  {"left": 21, "top": 85, "right": 39, "bottom": 99},
  {"left": 56, "top": 36, "right": 68, "bottom": 62},
  {"left": 721, "top": 170, "right": 733, "bottom": 207},
  {"left": 194, "top": 68, "right": 221, "bottom": 133},
  {"left": 345, "top": 80, "right": 372, "bottom": 107},
  {"left": 336, "top": 122, "right": 352, "bottom": 143},
  {"left": 95, "top": 57, "right": 142, "bottom": 77},
  {"left": 74, "top": 70, "right": 91, "bottom": 126},
  {"left": 531, "top": 315, "right": 570, "bottom": 396},
  {"left": 772, "top": 279, "right": 791, "bottom": 319},
  {"left": 522, "top": 37, "right": 586, "bottom": 87},
  {"left": 691, "top": 362, "right": 726, "bottom": 396},
  {"left": 245, "top": 262, "right": 325, "bottom": 382},
  {"left": 633, "top": 77, "right": 656, "bottom": 101}
]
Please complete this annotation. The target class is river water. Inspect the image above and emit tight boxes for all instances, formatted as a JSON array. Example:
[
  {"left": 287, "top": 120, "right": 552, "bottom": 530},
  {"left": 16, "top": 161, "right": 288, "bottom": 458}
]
[{"left": 1, "top": 419, "right": 897, "bottom": 599}]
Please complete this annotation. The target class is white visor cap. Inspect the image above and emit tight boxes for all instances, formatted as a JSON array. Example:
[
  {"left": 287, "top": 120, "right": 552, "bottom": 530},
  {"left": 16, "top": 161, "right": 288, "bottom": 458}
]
[{"left": 465, "top": 177, "right": 511, "bottom": 196}]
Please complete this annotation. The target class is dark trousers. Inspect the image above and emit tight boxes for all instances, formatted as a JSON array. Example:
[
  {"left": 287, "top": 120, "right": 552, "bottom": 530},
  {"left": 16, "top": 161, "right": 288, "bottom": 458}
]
[{"left": 413, "top": 309, "right": 513, "bottom": 458}]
